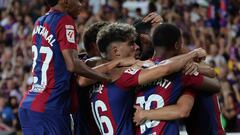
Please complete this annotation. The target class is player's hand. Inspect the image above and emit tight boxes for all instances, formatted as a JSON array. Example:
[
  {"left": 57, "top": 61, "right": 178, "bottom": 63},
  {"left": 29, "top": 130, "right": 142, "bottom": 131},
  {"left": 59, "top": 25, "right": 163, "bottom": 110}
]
[
  {"left": 183, "top": 62, "right": 199, "bottom": 76},
  {"left": 142, "top": 12, "right": 164, "bottom": 26},
  {"left": 192, "top": 48, "right": 207, "bottom": 62},
  {"left": 133, "top": 105, "right": 146, "bottom": 126}
]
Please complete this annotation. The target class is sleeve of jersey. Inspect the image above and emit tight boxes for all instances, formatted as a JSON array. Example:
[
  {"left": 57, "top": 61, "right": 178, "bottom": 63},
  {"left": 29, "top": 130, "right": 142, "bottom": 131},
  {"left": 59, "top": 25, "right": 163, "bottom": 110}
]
[
  {"left": 56, "top": 15, "right": 77, "bottom": 50},
  {"left": 182, "top": 88, "right": 196, "bottom": 98},
  {"left": 115, "top": 67, "right": 141, "bottom": 91},
  {"left": 182, "top": 74, "right": 204, "bottom": 89}
]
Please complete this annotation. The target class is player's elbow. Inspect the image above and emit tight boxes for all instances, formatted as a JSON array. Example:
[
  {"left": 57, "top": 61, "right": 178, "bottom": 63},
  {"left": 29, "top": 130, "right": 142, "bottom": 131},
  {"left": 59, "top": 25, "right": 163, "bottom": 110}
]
[
  {"left": 66, "top": 63, "right": 75, "bottom": 72},
  {"left": 178, "top": 109, "right": 190, "bottom": 119},
  {"left": 176, "top": 105, "right": 191, "bottom": 119}
]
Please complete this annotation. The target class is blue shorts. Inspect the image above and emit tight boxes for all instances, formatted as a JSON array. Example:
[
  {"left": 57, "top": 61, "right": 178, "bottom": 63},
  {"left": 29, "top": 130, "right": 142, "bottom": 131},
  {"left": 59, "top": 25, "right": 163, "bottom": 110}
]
[{"left": 18, "top": 108, "right": 72, "bottom": 135}]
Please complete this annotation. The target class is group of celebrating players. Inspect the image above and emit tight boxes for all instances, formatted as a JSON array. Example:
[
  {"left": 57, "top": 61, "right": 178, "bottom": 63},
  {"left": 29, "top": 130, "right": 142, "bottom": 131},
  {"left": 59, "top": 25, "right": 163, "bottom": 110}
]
[{"left": 17, "top": 0, "right": 226, "bottom": 135}]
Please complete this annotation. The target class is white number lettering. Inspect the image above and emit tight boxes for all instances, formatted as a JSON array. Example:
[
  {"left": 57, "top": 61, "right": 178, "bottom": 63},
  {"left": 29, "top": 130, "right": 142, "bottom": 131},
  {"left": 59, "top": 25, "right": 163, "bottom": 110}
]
[
  {"left": 32, "top": 46, "right": 53, "bottom": 87},
  {"left": 136, "top": 94, "right": 164, "bottom": 134},
  {"left": 92, "top": 100, "right": 113, "bottom": 135}
]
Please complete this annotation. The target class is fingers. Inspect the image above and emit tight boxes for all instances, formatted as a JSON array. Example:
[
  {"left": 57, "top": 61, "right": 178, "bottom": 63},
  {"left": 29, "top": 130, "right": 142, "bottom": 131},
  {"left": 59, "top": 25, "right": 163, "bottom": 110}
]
[
  {"left": 194, "top": 48, "right": 207, "bottom": 59},
  {"left": 151, "top": 15, "right": 163, "bottom": 24},
  {"left": 134, "top": 105, "right": 141, "bottom": 110},
  {"left": 142, "top": 12, "right": 163, "bottom": 24},
  {"left": 142, "top": 12, "right": 155, "bottom": 22},
  {"left": 186, "top": 64, "right": 197, "bottom": 75},
  {"left": 183, "top": 62, "right": 199, "bottom": 75},
  {"left": 133, "top": 105, "right": 142, "bottom": 125}
]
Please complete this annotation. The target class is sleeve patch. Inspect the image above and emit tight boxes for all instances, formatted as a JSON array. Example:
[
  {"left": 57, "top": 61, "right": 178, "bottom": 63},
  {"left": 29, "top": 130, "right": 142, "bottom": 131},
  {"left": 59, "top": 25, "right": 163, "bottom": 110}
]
[{"left": 66, "top": 25, "right": 75, "bottom": 43}]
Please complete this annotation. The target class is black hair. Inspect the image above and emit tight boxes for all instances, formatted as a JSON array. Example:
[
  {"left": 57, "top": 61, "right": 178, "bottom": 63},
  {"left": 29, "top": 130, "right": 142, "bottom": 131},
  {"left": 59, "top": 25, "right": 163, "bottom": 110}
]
[
  {"left": 97, "top": 23, "right": 136, "bottom": 54},
  {"left": 152, "top": 23, "right": 181, "bottom": 49},
  {"left": 133, "top": 20, "right": 152, "bottom": 34},
  {"left": 45, "top": 0, "right": 59, "bottom": 7},
  {"left": 133, "top": 21, "right": 152, "bottom": 47},
  {"left": 83, "top": 22, "right": 109, "bottom": 52}
]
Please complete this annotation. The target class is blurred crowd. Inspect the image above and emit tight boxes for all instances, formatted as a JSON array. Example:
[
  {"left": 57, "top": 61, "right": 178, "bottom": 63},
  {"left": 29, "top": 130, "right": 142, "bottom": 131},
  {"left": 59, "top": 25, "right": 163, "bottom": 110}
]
[{"left": 0, "top": 0, "right": 240, "bottom": 133}]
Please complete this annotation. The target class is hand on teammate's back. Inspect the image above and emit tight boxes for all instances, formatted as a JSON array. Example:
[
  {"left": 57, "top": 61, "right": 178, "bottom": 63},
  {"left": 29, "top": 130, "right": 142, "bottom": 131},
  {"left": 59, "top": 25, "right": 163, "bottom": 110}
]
[{"left": 133, "top": 105, "right": 146, "bottom": 126}]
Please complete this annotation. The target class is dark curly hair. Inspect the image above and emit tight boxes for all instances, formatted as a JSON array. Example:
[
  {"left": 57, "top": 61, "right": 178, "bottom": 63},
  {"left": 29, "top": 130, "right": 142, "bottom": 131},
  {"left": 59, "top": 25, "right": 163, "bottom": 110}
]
[
  {"left": 97, "top": 23, "right": 136, "bottom": 55},
  {"left": 83, "top": 22, "right": 110, "bottom": 52}
]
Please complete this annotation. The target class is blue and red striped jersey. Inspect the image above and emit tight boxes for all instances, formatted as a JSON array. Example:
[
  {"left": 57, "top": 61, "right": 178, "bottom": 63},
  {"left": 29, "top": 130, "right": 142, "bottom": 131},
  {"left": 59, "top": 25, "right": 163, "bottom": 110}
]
[
  {"left": 185, "top": 94, "right": 225, "bottom": 135},
  {"left": 20, "top": 9, "right": 77, "bottom": 114},
  {"left": 134, "top": 58, "right": 203, "bottom": 135},
  {"left": 90, "top": 67, "right": 141, "bottom": 135}
]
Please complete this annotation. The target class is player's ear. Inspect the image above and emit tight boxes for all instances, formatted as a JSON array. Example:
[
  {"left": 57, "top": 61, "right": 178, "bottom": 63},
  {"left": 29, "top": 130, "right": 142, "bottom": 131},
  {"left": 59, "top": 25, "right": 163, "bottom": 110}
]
[
  {"left": 110, "top": 43, "right": 120, "bottom": 57},
  {"left": 112, "top": 45, "right": 120, "bottom": 56},
  {"left": 174, "top": 42, "right": 179, "bottom": 50}
]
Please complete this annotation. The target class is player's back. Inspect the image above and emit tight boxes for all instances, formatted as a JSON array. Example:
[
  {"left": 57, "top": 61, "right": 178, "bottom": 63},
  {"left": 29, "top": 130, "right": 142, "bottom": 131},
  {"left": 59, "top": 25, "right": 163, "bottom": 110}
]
[
  {"left": 135, "top": 58, "right": 203, "bottom": 135},
  {"left": 20, "top": 10, "right": 77, "bottom": 113},
  {"left": 90, "top": 67, "right": 141, "bottom": 135},
  {"left": 185, "top": 94, "right": 226, "bottom": 135}
]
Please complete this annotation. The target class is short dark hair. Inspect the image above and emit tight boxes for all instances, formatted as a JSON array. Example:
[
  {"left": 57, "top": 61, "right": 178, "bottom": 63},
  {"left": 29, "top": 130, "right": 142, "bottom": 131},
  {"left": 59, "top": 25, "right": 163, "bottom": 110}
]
[
  {"left": 45, "top": 0, "right": 58, "bottom": 7},
  {"left": 97, "top": 23, "right": 136, "bottom": 54},
  {"left": 133, "top": 20, "right": 152, "bottom": 34},
  {"left": 83, "top": 22, "right": 109, "bottom": 52},
  {"left": 133, "top": 21, "right": 152, "bottom": 49},
  {"left": 152, "top": 23, "right": 181, "bottom": 49}
]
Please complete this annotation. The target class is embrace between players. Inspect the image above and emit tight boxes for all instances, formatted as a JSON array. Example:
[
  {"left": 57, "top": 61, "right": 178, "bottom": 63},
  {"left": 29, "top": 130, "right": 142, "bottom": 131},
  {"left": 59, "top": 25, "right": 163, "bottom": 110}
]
[{"left": 18, "top": 0, "right": 225, "bottom": 135}]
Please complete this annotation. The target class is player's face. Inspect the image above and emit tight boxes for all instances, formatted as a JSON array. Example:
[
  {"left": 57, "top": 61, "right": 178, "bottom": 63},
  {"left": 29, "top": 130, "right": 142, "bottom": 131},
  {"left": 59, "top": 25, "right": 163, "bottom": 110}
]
[
  {"left": 138, "top": 34, "right": 154, "bottom": 60},
  {"left": 66, "top": 0, "right": 82, "bottom": 19},
  {"left": 116, "top": 39, "right": 136, "bottom": 58}
]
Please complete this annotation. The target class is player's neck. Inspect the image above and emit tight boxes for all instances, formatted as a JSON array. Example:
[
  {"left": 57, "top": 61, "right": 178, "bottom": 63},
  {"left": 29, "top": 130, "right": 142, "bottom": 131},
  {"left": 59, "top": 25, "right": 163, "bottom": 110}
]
[
  {"left": 51, "top": 4, "right": 66, "bottom": 12},
  {"left": 154, "top": 47, "right": 174, "bottom": 60}
]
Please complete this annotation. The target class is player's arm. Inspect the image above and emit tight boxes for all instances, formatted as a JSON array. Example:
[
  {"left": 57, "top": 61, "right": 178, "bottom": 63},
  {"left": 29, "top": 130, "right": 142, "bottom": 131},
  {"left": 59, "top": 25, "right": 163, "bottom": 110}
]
[
  {"left": 138, "top": 48, "right": 206, "bottom": 85},
  {"left": 194, "top": 76, "right": 220, "bottom": 94},
  {"left": 197, "top": 62, "right": 216, "bottom": 78},
  {"left": 181, "top": 46, "right": 216, "bottom": 78},
  {"left": 78, "top": 58, "right": 139, "bottom": 86},
  {"left": 134, "top": 93, "right": 194, "bottom": 125},
  {"left": 62, "top": 49, "right": 110, "bottom": 81},
  {"left": 183, "top": 62, "right": 216, "bottom": 78},
  {"left": 57, "top": 16, "right": 109, "bottom": 81}
]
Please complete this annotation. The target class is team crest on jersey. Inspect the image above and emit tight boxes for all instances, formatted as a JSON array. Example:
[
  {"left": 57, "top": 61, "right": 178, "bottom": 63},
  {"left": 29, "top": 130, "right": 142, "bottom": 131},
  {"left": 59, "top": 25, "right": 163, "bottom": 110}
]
[
  {"left": 92, "top": 83, "right": 104, "bottom": 94},
  {"left": 124, "top": 67, "right": 140, "bottom": 75},
  {"left": 65, "top": 25, "right": 75, "bottom": 43}
]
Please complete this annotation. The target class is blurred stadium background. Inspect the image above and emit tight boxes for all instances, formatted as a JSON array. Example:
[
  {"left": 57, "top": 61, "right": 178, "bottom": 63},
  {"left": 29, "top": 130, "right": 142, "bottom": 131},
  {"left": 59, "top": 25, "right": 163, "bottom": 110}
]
[{"left": 0, "top": 0, "right": 240, "bottom": 134}]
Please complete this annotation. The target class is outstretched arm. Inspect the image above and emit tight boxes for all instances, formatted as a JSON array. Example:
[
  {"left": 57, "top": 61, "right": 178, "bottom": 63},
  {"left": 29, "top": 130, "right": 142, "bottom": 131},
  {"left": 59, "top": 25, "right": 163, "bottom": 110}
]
[
  {"left": 62, "top": 49, "right": 110, "bottom": 81},
  {"left": 78, "top": 58, "right": 139, "bottom": 86},
  {"left": 134, "top": 93, "right": 194, "bottom": 125},
  {"left": 138, "top": 48, "right": 206, "bottom": 85}
]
